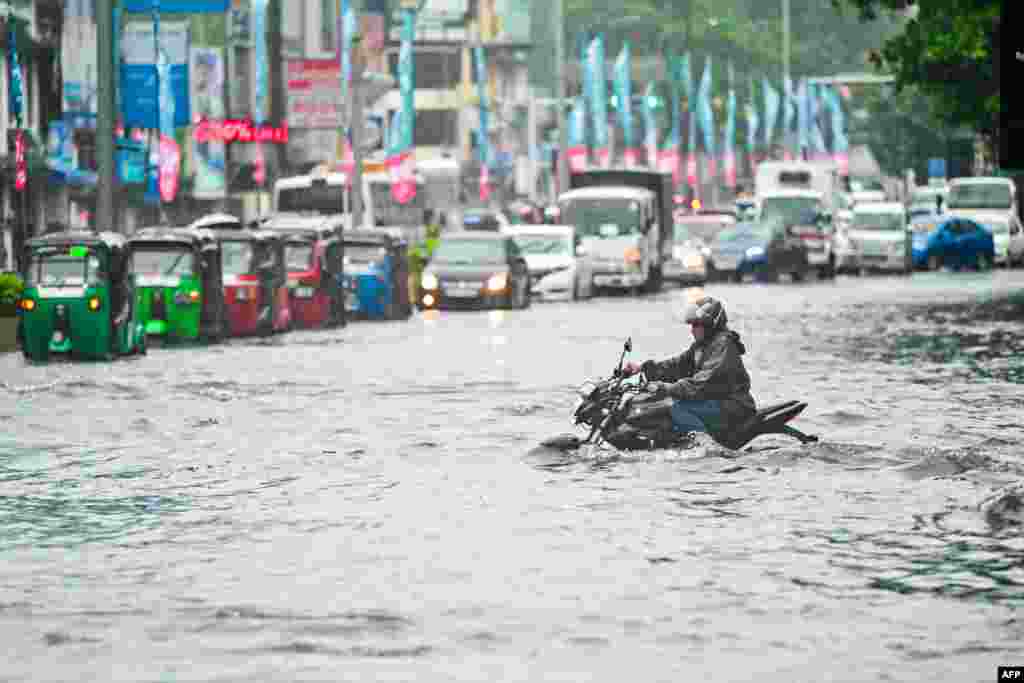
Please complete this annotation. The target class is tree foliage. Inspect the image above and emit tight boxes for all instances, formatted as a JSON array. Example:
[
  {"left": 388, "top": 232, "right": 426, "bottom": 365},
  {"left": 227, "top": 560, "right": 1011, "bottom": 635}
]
[{"left": 831, "top": 0, "right": 999, "bottom": 139}]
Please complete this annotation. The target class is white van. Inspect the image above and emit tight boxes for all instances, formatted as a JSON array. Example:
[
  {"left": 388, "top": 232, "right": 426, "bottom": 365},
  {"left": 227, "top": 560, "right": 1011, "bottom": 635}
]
[
  {"left": 755, "top": 160, "right": 841, "bottom": 215},
  {"left": 945, "top": 177, "right": 1024, "bottom": 266}
]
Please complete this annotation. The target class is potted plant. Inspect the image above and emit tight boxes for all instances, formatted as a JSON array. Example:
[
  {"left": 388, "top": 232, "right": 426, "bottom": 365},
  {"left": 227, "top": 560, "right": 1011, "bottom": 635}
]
[{"left": 0, "top": 272, "right": 24, "bottom": 352}]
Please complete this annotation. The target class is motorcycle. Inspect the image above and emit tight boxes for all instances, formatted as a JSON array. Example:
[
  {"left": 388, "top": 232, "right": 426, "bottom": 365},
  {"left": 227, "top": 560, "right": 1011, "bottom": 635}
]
[{"left": 541, "top": 338, "right": 820, "bottom": 452}]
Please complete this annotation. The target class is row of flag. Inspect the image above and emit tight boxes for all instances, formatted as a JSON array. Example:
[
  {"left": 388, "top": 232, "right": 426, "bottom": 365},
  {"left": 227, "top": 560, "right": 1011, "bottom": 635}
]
[{"left": 567, "top": 35, "right": 852, "bottom": 187}]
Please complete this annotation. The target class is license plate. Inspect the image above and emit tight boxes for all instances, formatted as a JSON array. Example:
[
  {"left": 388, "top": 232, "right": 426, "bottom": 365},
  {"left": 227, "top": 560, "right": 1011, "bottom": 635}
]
[
  {"left": 443, "top": 283, "right": 479, "bottom": 297},
  {"left": 294, "top": 287, "right": 315, "bottom": 298}
]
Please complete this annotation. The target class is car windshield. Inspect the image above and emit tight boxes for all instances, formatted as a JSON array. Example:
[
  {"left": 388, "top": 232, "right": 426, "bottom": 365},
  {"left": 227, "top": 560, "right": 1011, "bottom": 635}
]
[
  {"left": 559, "top": 198, "right": 643, "bottom": 238},
  {"left": 133, "top": 248, "right": 196, "bottom": 276},
  {"left": 716, "top": 222, "right": 774, "bottom": 244},
  {"left": 27, "top": 246, "right": 105, "bottom": 286},
  {"left": 852, "top": 212, "right": 904, "bottom": 231},
  {"left": 345, "top": 244, "right": 388, "bottom": 264},
  {"left": 285, "top": 244, "right": 315, "bottom": 271},
  {"left": 947, "top": 183, "right": 1012, "bottom": 210},
  {"left": 514, "top": 234, "right": 571, "bottom": 256},
  {"left": 221, "top": 240, "right": 256, "bottom": 275},
  {"left": 760, "top": 197, "right": 820, "bottom": 225},
  {"left": 431, "top": 238, "right": 505, "bottom": 264},
  {"left": 276, "top": 183, "right": 351, "bottom": 214},
  {"left": 675, "top": 219, "right": 729, "bottom": 244}
]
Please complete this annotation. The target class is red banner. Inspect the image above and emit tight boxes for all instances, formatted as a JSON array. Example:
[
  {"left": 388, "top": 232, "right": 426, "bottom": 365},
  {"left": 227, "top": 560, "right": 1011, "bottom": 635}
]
[
  {"left": 194, "top": 118, "right": 288, "bottom": 144},
  {"left": 158, "top": 134, "right": 180, "bottom": 203},
  {"left": 14, "top": 130, "right": 26, "bottom": 192},
  {"left": 686, "top": 152, "right": 697, "bottom": 187},
  {"left": 388, "top": 150, "right": 417, "bottom": 204}
]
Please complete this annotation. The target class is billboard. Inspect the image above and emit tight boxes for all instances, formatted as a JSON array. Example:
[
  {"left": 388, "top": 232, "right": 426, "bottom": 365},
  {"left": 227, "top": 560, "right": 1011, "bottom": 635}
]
[
  {"left": 286, "top": 59, "right": 342, "bottom": 129},
  {"left": 62, "top": 0, "right": 98, "bottom": 122},
  {"left": 120, "top": 21, "right": 191, "bottom": 128},
  {"left": 190, "top": 47, "right": 227, "bottom": 198}
]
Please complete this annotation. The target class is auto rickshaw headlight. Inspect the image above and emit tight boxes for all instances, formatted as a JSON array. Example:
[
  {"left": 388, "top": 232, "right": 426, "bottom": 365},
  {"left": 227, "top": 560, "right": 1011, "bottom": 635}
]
[
  {"left": 87, "top": 296, "right": 101, "bottom": 311},
  {"left": 19, "top": 298, "right": 35, "bottom": 311},
  {"left": 421, "top": 273, "right": 438, "bottom": 290},
  {"left": 486, "top": 272, "right": 508, "bottom": 291},
  {"left": 175, "top": 290, "right": 201, "bottom": 305}
]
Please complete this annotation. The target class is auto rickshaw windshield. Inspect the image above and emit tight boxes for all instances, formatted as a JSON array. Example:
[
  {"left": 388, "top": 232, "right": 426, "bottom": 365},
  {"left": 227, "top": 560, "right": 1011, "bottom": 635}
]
[
  {"left": 133, "top": 247, "right": 196, "bottom": 276},
  {"left": 26, "top": 247, "right": 106, "bottom": 286},
  {"left": 345, "top": 244, "right": 388, "bottom": 265},
  {"left": 285, "top": 243, "right": 315, "bottom": 271},
  {"left": 221, "top": 240, "right": 256, "bottom": 275}
]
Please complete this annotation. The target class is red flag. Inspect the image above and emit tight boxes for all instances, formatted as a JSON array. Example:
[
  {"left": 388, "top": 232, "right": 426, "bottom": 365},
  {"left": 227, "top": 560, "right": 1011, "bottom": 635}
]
[
  {"left": 388, "top": 150, "right": 417, "bottom": 204},
  {"left": 478, "top": 164, "right": 492, "bottom": 202},
  {"left": 567, "top": 146, "right": 588, "bottom": 173},
  {"left": 623, "top": 148, "right": 640, "bottom": 169},
  {"left": 253, "top": 145, "right": 266, "bottom": 187},
  {"left": 686, "top": 152, "right": 697, "bottom": 187}
]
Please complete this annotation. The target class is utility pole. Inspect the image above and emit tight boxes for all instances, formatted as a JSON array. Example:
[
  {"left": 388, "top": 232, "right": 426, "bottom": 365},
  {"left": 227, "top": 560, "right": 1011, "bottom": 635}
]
[
  {"left": 96, "top": 0, "right": 116, "bottom": 231},
  {"left": 351, "top": 62, "right": 365, "bottom": 230},
  {"left": 554, "top": 0, "right": 568, "bottom": 198},
  {"left": 268, "top": 0, "right": 285, "bottom": 180}
]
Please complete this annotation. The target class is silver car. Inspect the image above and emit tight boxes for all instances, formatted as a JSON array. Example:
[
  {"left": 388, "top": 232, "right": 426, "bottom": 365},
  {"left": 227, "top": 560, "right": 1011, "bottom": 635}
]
[{"left": 847, "top": 202, "right": 912, "bottom": 274}]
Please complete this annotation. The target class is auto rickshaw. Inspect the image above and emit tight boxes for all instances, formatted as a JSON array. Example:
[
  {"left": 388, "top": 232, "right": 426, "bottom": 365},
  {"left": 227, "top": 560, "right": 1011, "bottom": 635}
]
[
  {"left": 260, "top": 214, "right": 346, "bottom": 328},
  {"left": 18, "top": 231, "right": 146, "bottom": 362},
  {"left": 127, "top": 226, "right": 228, "bottom": 343},
  {"left": 213, "top": 228, "right": 292, "bottom": 336},
  {"left": 341, "top": 229, "right": 412, "bottom": 320}
]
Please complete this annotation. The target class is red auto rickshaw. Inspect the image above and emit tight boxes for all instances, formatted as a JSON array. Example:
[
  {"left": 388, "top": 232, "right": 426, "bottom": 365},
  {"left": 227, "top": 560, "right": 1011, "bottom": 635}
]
[
  {"left": 212, "top": 228, "right": 292, "bottom": 336},
  {"left": 260, "top": 214, "right": 346, "bottom": 328}
]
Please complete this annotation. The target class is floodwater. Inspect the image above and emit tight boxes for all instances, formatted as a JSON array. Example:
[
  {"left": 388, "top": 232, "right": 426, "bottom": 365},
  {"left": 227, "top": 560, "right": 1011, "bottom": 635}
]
[{"left": 2, "top": 270, "right": 1024, "bottom": 682}]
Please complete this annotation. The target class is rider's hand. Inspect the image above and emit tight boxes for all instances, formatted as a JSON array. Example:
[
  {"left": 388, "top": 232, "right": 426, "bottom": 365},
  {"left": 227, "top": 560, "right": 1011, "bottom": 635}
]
[{"left": 621, "top": 361, "right": 641, "bottom": 377}]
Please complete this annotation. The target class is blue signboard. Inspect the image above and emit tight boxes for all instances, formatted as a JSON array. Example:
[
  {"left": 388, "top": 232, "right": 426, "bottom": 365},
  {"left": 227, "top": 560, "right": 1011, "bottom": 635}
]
[
  {"left": 123, "top": 0, "right": 229, "bottom": 12},
  {"left": 120, "top": 20, "right": 190, "bottom": 128}
]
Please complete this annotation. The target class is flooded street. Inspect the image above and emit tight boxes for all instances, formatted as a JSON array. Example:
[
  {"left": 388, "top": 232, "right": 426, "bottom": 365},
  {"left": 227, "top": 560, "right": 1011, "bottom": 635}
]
[{"left": 3, "top": 270, "right": 1024, "bottom": 681}]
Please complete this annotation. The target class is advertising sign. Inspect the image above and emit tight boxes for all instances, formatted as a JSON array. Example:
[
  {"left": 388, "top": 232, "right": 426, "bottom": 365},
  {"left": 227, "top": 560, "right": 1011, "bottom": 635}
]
[
  {"left": 121, "top": 21, "right": 191, "bottom": 128},
  {"left": 62, "top": 0, "right": 98, "bottom": 122},
  {"left": 286, "top": 60, "right": 343, "bottom": 129},
  {"left": 123, "top": 0, "right": 229, "bottom": 11},
  {"left": 190, "top": 46, "right": 227, "bottom": 198}
]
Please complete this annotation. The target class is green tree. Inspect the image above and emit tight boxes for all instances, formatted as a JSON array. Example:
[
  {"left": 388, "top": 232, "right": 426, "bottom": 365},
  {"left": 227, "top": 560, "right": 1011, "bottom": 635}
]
[{"left": 831, "top": 0, "right": 999, "bottom": 147}]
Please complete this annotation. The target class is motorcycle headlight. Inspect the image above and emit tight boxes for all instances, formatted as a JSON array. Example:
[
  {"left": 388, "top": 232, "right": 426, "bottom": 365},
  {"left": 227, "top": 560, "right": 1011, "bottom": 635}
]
[
  {"left": 421, "top": 272, "right": 438, "bottom": 290},
  {"left": 486, "top": 272, "right": 508, "bottom": 291},
  {"left": 745, "top": 246, "right": 765, "bottom": 258}
]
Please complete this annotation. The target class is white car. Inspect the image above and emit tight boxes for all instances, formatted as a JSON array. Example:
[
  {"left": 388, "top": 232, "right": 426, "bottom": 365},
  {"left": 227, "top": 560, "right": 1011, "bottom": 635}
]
[
  {"left": 510, "top": 225, "right": 594, "bottom": 301},
  {"left": 847, "top": 201, "right": 912, "bottom": 274}
]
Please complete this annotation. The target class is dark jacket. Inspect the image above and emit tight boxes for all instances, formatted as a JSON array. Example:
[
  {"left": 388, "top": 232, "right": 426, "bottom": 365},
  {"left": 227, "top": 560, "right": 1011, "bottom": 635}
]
[{"left": 643, "top": 327, "right": 757, "bottom": 431}]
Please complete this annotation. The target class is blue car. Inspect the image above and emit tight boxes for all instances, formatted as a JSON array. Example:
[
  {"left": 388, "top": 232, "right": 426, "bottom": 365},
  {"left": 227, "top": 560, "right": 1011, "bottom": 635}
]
[
  {"left": 340, "top": 230, "right": 412, "bottom": 319},
  {"left": 708, "top": 219, "right": 811, "bottom": 283},
  {"left": 912, "top": 216, "right": 994, "bottom": 271}
]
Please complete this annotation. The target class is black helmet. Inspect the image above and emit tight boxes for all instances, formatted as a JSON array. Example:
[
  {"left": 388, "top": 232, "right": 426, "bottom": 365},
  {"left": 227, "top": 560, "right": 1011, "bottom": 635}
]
[{"left": 684, "top": 296, "right": 727, "bottom": 330}]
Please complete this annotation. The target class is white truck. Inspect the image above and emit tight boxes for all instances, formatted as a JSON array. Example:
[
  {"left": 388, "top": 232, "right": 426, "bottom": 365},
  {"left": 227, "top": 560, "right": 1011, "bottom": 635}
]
[
  {"left": 557, "top": 170, "right": 673, "bottom": 293},
  {"left": 754, "top": 160, "right": 840, "bottom": 278}
]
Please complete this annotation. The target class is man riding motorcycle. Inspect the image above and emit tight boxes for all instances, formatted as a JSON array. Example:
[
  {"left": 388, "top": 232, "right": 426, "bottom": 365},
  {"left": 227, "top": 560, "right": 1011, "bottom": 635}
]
[{"left": 620, "top": 296, "right": 756, "bottom": 440}]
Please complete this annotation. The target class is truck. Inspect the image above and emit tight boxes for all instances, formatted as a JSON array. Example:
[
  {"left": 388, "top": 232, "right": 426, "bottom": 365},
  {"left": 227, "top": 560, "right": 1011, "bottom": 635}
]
[
  {"left": 754, "top": 160, "right": 841, "bottom": 278},
  {"left": 556, "top": 170, "right": 673, "bottom": 293}
]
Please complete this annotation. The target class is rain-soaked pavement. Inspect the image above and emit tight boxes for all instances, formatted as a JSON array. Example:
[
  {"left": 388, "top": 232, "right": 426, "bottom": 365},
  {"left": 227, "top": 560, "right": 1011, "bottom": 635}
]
[{"left": 3, "top": 269, "right": 1024, "bottom": 681}]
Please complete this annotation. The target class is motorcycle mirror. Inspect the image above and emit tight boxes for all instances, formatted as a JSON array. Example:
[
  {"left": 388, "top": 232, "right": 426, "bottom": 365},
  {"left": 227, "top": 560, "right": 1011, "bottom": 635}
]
[{"left": 624, "top": 337, "right": 632, "bottom": 353}]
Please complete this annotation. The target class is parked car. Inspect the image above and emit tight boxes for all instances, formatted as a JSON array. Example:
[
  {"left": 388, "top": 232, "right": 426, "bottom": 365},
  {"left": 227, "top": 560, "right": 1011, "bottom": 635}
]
[
  {"left": 662, "top": 220, "right": 708, "bottom": 286},
  {"left": 845, "top": 202, "right": 912, "bottom": 274},
  {"left": 708, "top": 218, "right": 810, "bottom": 283},
  {"left": 510, "top": 225, "right": 594, "bottom": 301},
  {"left": 419, "top": 232, "right": 531, "bottom": 310},
  {"left": 912, "top": 216, "right": 995, "bottom": 271}
]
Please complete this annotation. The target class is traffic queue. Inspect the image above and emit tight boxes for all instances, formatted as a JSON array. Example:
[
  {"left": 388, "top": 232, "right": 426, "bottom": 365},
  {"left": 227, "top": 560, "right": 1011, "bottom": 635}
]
[{"left": 14, "top": 212, "right": 413, "bottom": 363}]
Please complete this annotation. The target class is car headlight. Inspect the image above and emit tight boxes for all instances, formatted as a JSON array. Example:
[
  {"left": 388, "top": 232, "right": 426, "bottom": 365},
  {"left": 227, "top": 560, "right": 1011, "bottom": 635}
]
[
  {"left": 486, "top": 272, "right": 508, "bottom": 291},
  {"left": 421, "top": 272, "right": 438, "bottom": 290},
  {"left": 745, "top": 246, "right": 765, "bottom": 259}
]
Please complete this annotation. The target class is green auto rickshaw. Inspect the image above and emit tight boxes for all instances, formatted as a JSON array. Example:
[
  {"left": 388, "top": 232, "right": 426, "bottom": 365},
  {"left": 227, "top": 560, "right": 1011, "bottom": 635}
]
[
  {"left": 128, "top": 226, "right": 228, "bottom": 343},
  {"left": 19, "top": 231, "right": 146, "bottom": 362}
]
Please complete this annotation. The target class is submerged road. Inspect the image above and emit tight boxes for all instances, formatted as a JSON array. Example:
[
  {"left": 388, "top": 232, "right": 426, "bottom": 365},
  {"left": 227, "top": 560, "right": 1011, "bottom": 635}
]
[{"left": 2, "top": 269, "right": 1024, "bottom": 681}]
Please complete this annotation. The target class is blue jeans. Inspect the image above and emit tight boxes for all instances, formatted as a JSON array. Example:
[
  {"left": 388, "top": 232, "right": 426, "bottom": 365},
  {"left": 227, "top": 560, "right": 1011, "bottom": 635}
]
[{"left": 670, "top": 399, "right": 723, "bottom": 434}]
